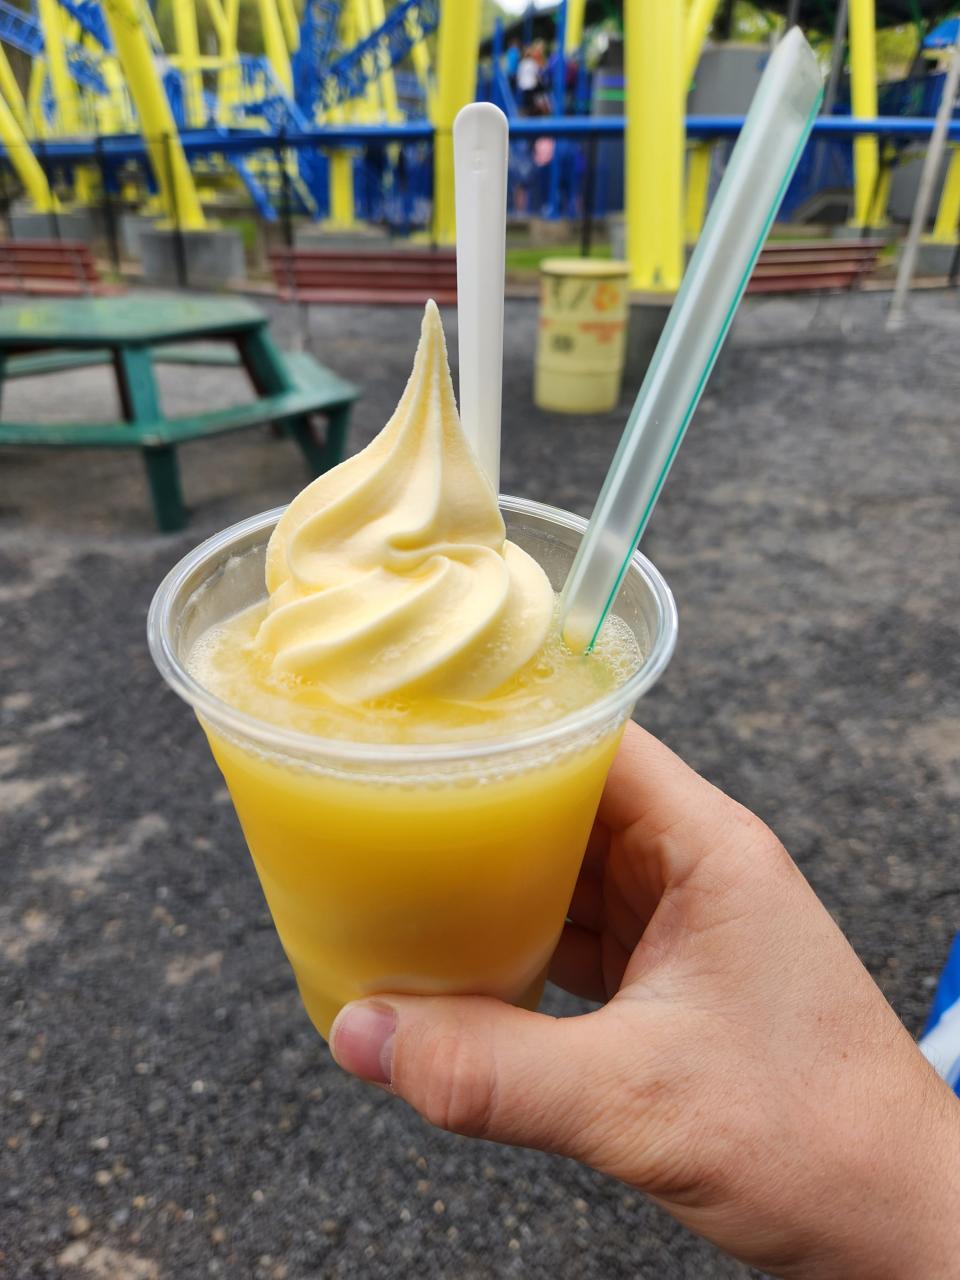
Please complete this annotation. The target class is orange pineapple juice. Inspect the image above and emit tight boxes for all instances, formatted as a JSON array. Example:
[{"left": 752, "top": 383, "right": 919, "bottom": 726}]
[{"left": 188, "top": 601, "right": 637, "bottom": 1038}]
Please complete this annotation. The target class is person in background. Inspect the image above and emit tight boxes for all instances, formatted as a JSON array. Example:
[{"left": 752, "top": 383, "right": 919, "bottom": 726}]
[
  {"left": 504, "top": 38, "right": 521, "bottom": 90},
  {"left": 516, "top": 44, "right": 541, "bottom": 116}
]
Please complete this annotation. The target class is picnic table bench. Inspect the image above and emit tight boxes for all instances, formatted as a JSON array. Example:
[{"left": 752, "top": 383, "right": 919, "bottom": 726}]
[
  {"left": 0, "top": 239, "right": 118, "bottom": 297},
  {"left": 747, "top": 239, "right": 884, "bottom": 294},
  {"left": 269, "top": 247, "right": 458, "bottom": 306},
  {"left": 0, "top": 296, "right": 359, "bottom": 532}
]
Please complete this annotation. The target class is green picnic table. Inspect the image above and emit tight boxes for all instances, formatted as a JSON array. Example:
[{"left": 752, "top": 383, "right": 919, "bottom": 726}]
[{"left": 0, "top": 294, "right": 359, "bottom": 531}]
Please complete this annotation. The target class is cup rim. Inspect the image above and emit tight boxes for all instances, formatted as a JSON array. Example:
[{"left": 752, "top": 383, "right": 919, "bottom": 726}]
[{"left": 147, "top": 495, "right": 678, "bottom": 766}]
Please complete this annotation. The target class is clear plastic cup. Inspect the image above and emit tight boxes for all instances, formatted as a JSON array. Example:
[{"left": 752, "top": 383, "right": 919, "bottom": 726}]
[{"left": 147, "top": 496, "right": 677, "bottom": 1039}]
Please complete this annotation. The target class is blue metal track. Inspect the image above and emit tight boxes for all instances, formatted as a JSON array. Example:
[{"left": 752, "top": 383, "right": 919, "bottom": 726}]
[
  {"left": 232, "top": 55, "right": 314, "bottom": 133},
  {"left": 0, "top": 0, "right": 43, "bottom": 56},
  {"left": 295, "top": 0, "right": 438, "bottom": 117},
  {"left": 232, "top": 156, "right": 277, "bottom": 220},
  {"left": 57, "top": 0, "right": 112, "bottom": 51},
  {"left": 9, "top": 115, "right": 960, "bottom": 168},
  {"left": 293, "top": 0, "right": 340, "bottom": 115},
  {"left": 0, "top": 0, "right": 106, "bottom": 93}
]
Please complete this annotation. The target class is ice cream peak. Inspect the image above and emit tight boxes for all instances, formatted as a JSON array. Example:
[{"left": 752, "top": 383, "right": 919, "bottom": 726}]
[{"left": 255, "top": 300, "right": 554, "bottom": 703}]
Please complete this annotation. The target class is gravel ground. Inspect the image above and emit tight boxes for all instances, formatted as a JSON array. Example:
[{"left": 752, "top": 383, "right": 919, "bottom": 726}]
[{"left": 1, "top": 288, "right": 958, "bottom": 1279}]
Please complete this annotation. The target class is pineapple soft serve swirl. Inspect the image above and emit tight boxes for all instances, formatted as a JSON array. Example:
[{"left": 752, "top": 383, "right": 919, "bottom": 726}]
[{"left": 255, "top": 301, "right": 555, "bottom": 703}]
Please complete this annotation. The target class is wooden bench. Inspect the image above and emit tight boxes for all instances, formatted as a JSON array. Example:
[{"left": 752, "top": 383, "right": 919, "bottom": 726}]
[
  {"left": 269, "top": 247, "right": 458, "bottom": 306},
  {"left": 0, "top": 350, "right": 359, "bottom": 531},
  {"left": 0, "top": 240, "right": 119, "bottom": 297},
  {"left": 747, "top": 239, "right": 883, "bottom": 295}
]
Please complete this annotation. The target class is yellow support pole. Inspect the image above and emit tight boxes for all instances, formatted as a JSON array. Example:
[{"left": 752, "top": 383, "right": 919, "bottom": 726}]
[
  {"left": 225, "top": 0, "right": 239, "bottom": 52},
  {"left": 848, "top": 0, "right": 880, "bottom": 229},
  {"left": 258, "top": 0, "right": 293, "bottom": 94},
  {"left": 625, "top": 0, "right": 685, "bottom": 291},
  {"left": 28, "top": 59, "right": 46, "bottom": 135},
  {"left": 319, "top": 5, "right": 356, "bottom": 228},
  {"left": 349, "top": 0, "right": 381, "bottom": 122},
  {"left": 565, "top": 0, "right": 587, "bottom": 54},
  {"left": 432, "top": 0, "right": 480, "bottom": 245},
  {"left": 684, "top": 0, "right": 719, "bottom": 85},
  {"left": 172, "top": 0, "right": 204, "bottom": 126},
  {"left": 868, "top": 143, "right": 893, "bottom": 226},
  {"left": 95, "top": 56, "right": 129, "bottom": 135},
  {"left": 0, "top": 87, "right": 58, "bottom": 210},
  {"left": 931, "top": 146, "right": 960, "bottom": 243},
  {"left": 0, "top": 45, "right": 28, "bottom": 133},
  {"left": 278, "top": 0, "right": 300, "bottom": 53},
  {"left": 410, "top": 31, "right": 434, "bottom": 118},
  {"left": 101, "top": 0, "right": 207, "bottom": 229},
  {"left": 684, "top": 141, "right": 712, "bottom": 242},
  {"left": 215, "top": 0, "right": 240, "bottom": 123},
  {"left": 40, "top": 0, "right": 97, "bottom": 199},
  {"left": 203, "top": 0, "right": 229, "bottom": 46},
  {"left": 37, "top": 0, "right": 82, "bottom": 132},
  {"left": 366, "top": 0, "right": 400, "bottom": 121},
  {"left": 328, "top": 150, "right": 355, "bottom": 227}
]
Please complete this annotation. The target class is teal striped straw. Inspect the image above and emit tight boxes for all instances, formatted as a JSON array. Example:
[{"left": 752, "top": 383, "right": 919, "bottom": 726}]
[{"left": 560, "top": 28, "right": 824, "bottom": 653}]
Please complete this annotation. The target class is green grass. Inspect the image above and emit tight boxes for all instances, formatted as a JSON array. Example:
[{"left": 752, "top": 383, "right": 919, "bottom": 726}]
[
  {"left": 506, "top": 242, "right": 612, "bottom": 273},
  {"left": 219, "top": 214, "right": 258, "bottom": 256}
]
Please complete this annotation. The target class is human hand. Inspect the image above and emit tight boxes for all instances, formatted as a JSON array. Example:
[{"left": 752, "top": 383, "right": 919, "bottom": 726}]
[{"left": 331, "top": 722, "right": 960, "bottom": 1278}]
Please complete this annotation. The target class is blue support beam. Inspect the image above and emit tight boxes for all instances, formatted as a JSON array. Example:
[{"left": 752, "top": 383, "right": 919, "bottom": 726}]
[
  {"left": 232, "top": 156, "right": 278, "bottom": 220},
  {"left": 6, "top": 114, "right": 960, "bottom": 167},
  {"left": 0, "top": 0, "right": 43, "bottom": 56},
  {"left": 293, "top": 0, "right": 340, "bottom": 116}
]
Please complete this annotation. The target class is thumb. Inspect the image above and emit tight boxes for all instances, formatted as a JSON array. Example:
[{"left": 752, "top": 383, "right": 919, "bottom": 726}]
[{"left": 330, "top": 994, "right": 621, "bottom": 1156}]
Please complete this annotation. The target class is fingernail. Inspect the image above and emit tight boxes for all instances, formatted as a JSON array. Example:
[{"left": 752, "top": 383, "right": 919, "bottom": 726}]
[{"left": 330, "top": 1000, "right": 396, "bottom": 1085}]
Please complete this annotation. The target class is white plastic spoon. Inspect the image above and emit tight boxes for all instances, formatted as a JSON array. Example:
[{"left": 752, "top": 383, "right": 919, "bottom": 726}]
[{"left": 453, "top": 102, "right": 509, "bottom": 492}]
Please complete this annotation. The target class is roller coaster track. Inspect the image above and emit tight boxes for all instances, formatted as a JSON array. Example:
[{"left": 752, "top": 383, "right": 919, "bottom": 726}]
[
  {"left": 57, "top": 0, "right": 111, "bottom": 51},
  {"left": 0, "top": 0, "right": 106, "bottom": 93},
  {"left": 293, "top": 0, "right": 340, "bottom": 112},
  {"left": 295, "top": 0, "right": 438, "bottom": 117}
]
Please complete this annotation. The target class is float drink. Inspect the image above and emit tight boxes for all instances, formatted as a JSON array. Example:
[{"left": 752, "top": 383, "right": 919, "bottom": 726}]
[
  {"left": 184, "top": 303, "right": 642, "bottom": 1039},
  {"left": 200, "top": 711, "right": 622, "bottom": 1038}
]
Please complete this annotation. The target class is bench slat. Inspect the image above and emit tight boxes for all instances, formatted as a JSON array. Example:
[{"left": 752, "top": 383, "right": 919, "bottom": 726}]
[
  {"left": 751, "top": 262, "right": 864, "bottom": 278},
  {"left": 0, "top": 239, "right": 107, "bottom": 299},
  {"left": 0, "top": 351, "right": 359, "bottom": 449},
  {"left": 270, "top": 258, "right": 456, "bottom": 273},
  {"left": 275, "top": 262, "right": 457, "bottom": 275},
  {"left": 0, "top": 238, "right": 94, "bottom": 249},
  {"left": 747, "top": 231, "right": 881, "bottom": 294},
  {"left": 0, "top": 280, "right": 107, "bottom": 297},
  {"left": 747, "top": 275, "right": 861, "bottom": 294},
  {"left": 270, "top": 247, "right": 458, "bottom": 306},
  {"left": 274, "top": 270, "right": 458, "bottom": 286},
  {"left": 278, "top": 274, "right": 457, "bottom": 291},
  {"left": 759, "top": 239, "right": 884, "bottom": 253},
  {"left": 757, "top": 253, "right": 880, "bottom": 268},
  {"left": 269, "top": 249, "right": 455, "bottom": 265},
  {"left": 277, "top": 287, "right": 458, "bottom": 305},
  {"left": 0, "top": 263, "right": 99, "bottom": 278}
]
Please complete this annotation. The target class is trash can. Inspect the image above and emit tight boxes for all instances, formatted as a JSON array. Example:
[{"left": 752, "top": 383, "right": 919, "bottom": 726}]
[{"left": 534, "top": 258, "right": 630, "bottom": 414}]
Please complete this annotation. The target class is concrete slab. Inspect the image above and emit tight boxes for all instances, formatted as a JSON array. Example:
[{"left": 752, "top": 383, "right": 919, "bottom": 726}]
[
  {"left": 139, "top": 227, "right": 245, "bottom": 288},
  {"left": 120, "top": 212, "right": 159, "bottom": 258},
  {"left": 9, "top": 207, "right": 105, "bottom": 243},
  {"left": 915, "top": 241, "right": 959, "bottom": 278}
]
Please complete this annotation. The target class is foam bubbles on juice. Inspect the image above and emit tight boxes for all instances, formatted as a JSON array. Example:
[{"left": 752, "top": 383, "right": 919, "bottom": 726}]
[{"left": 187, "top": 597, "right": 644, "bottom": 746}]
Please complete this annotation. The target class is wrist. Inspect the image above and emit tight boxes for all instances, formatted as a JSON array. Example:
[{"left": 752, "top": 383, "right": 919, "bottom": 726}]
[{"left": 802, "top": 1060, "right": 960, "bottom": 1280}]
